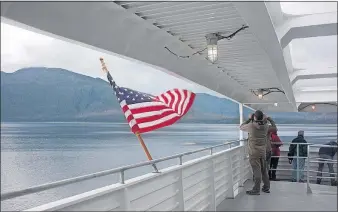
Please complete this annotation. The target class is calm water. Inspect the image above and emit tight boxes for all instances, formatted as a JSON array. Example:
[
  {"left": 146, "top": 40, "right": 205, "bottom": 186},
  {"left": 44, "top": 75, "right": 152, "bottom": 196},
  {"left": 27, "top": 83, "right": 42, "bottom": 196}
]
[{"left": 1, "top": 122, "right": 337, "bottom": 211}]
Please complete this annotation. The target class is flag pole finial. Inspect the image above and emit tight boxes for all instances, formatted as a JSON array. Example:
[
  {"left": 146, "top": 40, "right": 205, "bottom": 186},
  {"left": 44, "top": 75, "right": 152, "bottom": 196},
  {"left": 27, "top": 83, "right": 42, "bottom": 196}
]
[{"left": 99, "top": 57, "right": 108, "bottom": 74}]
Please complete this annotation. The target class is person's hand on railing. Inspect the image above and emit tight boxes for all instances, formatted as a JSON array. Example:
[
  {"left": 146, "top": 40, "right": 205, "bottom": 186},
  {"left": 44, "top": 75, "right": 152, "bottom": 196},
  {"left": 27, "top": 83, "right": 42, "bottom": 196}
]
[{"left": 287, "top": 152, "right": 293, "bottom": 164}]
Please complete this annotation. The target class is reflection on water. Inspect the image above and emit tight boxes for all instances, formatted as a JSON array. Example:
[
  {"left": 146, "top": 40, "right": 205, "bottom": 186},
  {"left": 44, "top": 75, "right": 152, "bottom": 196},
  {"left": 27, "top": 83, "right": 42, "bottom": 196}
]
[{"left": 1, "top": 122, "right": 337, "bottom": 211}]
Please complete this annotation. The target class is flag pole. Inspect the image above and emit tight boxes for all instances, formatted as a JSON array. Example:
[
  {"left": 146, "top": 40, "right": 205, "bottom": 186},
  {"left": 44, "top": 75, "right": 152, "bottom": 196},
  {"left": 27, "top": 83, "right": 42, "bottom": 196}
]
[
  {"left": 135, "top": 132, "right": 159, "bottom": 173},
  {"left": 99, "top": 57, "right": 159, "bottom": 173}
]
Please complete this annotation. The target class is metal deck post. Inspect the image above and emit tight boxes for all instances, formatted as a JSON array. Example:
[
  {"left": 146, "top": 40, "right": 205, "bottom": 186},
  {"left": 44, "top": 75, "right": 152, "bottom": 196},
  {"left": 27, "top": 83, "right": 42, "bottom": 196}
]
[
  {"left": 306, "top": 145, "right": 312, "bottom": 194},
  {"left": 239, "top": 103, "right": 244, "bottom": 145},
  {"left": 296, "top": 144, "right": 300, "bottom": 182}
]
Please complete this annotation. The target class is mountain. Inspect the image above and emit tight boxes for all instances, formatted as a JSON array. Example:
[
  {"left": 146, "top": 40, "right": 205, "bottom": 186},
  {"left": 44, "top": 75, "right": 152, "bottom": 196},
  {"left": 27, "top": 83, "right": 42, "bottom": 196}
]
[{"left": 1, "top": 68, "right": 337, "bottom": 124}]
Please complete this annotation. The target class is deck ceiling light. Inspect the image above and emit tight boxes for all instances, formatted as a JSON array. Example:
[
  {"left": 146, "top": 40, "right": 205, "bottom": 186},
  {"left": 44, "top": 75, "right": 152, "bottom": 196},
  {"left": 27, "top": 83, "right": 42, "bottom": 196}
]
[
  {"left": 258, "top": 89, "right": 264, "bottom": 99},
  {"left": 206, "top": 33, "right": 219, "bottom": 63},
  {"left": 311, "top": 105, "right": 316, "bottom": 110},
  {"left": 164, "top": 25, "right": 248, "bottom": 64},
  {"left": 251, "top": 88, "right": 286, "bottom": 100},
  {"left": 274, "top": 103, "right": 278, "bottom": 107}
]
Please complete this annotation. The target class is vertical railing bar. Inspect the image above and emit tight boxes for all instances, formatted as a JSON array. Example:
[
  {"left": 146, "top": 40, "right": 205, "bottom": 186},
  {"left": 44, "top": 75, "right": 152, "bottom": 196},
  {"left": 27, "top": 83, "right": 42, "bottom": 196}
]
[
  {"left": 177, "top": 169, "right": 185, "bottom": 211},
  {"left": 239, "top": 103, "right": 244, "bottom": 146},
  {"left": 226, "top": 151, "right": 235, "bottom": 199},
  {"left": 296, "top": 144, "right": 299, "bottom": 182},
  {"left": 209, "top": 158, "right": 216, "bottom": 211},
  {"left": 179, "top": 156, "right": 183, "bottom": 165},
  {"left": 120, "top": 187, "right": 130, "bottom": 210},
  {"left": 306, "top": 145, "right": 312, "bottom": 194},
  {"left": 120, "top": 170, "right": 125, "bottom": 184}
]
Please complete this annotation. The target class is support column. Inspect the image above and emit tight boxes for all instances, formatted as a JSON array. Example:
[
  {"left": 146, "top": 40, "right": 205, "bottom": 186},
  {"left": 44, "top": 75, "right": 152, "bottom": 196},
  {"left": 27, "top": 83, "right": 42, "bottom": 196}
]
[{"left": 239, "top": 103, "right": 244, "bottom": 145}]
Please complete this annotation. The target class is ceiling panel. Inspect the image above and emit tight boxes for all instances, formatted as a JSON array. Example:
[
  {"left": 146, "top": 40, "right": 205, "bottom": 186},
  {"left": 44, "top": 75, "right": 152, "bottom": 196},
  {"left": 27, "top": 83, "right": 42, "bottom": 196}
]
[{"left": 115, "top": 1, "right": 285, "bottom": 94}]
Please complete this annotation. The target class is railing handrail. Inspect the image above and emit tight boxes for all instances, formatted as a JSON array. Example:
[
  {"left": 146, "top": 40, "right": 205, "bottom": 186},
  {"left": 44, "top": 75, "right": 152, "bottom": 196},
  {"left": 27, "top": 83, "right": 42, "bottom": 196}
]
[
  {"left": 1, "top": 139, "right": 242, "bottom": 201},
  {"left": 270, "top": 142, "right": 337, "bottom": 147}
]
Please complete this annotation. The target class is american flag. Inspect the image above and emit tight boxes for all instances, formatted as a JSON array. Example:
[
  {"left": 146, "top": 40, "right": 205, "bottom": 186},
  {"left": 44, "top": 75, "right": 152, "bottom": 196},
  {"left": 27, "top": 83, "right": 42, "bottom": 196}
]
[{"left": 106, "top": 72, "right": 195, "bottom": 134}]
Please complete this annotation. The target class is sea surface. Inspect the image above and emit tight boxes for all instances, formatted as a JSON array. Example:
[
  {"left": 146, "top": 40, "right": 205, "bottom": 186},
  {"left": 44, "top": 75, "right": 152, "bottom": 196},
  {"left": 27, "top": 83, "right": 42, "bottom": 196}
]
[{"left": 1, "top": 122, "right": 337, "bottom": 211}]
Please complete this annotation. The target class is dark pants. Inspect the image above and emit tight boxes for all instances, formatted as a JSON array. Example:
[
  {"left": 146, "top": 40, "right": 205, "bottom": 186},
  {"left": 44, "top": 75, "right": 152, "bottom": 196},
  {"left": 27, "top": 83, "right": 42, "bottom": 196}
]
[
  {"left": 250, "top": 156, "right": 270, "bottom": 192},
  {"left": 269, "top": 157, "right": 279, "bottom": 180},
  {"left": 317, "top": 154, "right": 336, "bottom": 185}
]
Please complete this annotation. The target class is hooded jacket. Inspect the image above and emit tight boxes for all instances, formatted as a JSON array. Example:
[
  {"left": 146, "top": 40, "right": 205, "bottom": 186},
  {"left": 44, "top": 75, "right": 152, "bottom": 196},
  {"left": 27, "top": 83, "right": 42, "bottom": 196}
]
[
  {"left": 240, "top": 118, "right": 269, "bottom": 158},
  {"left": 319, "top": 141, "right": 338, "bottom": 158},
  {"left": 270, "top": 131, "right": 282, "bottom": 156},
  {"left": 289, "top": 135, "right": 308, "bottom": 157},
  {"left": 266, "top": 119, "right": 278, "bottom": 153}
]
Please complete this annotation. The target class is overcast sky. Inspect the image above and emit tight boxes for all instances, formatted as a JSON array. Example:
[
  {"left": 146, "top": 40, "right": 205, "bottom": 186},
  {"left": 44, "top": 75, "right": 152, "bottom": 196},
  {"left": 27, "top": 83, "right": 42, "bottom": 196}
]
[{"left": 1, "top": 22, "right": 225, "bottom": 97}]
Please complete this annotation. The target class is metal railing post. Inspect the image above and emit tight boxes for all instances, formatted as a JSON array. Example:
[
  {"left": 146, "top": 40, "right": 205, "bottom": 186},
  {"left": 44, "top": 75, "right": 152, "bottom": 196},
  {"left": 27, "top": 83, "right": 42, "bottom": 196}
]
[
  {"left": 208, "top": 158, "right": 216, "bottom": 211},
  {"left": 239, "top": 146, "right": 245, "bottom": 187},
  {"left": 296, "top": 144, "right": 300, "bottom": 182},
  {"left": 120, "top": 170, "right": 125, "bottom": 184},
  {"left": 306, "top": 144, "right": 312, "bottom": 194},
  {"left": 177, "top": 169, "right": 185, "bottom": 211},
  {"left": 120, "top": 188, "right": 130, "bottom": 210},
  {"left": 239, "top": 103, "right": 244, "bottom": 146},
  {"left": 226, "top": 151, "right": 235, "bottom": 199}
]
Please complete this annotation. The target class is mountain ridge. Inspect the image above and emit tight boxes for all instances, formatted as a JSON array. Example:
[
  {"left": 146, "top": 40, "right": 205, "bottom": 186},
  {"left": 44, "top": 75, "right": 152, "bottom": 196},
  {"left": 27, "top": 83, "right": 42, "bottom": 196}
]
[{"left": 1, "top": 68, "right": 337, "bottom": 124}]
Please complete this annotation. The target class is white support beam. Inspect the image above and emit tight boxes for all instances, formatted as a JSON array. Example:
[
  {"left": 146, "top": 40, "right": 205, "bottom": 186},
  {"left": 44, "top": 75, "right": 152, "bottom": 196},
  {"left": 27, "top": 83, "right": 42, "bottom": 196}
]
[
  {"left": 276, "top": 12, "right": 337, "bottom": 48},
  {"left": 295, "top": 86, "right": 337, "bottom": 92},
  {"left": 290, "top": 67, "right": 337, "bottom": 85},
  {"left": 233, "top": 2, "right": 297, "bottom": 112},
  {"left": 294, "top": 90, "right": 337, "bottom": 103}
]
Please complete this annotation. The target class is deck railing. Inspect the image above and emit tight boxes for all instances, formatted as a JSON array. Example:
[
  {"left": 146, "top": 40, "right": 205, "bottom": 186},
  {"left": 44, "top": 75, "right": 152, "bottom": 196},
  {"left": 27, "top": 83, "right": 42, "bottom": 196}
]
[
  {"left": 266, "top": 142, "right": 337, "bottom": 193},
  {"left": 1, "top": 139, "right": 336, "bottom": 211},
  {"left": 1, "top": 139, "right": 252, "bottom": 211}
]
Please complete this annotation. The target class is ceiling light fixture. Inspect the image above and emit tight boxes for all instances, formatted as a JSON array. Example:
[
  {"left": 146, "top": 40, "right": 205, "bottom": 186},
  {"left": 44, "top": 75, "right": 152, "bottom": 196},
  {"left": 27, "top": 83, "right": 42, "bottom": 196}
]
[
  {"left": 274, "top": 103, "right": 278, "bottom": 107},
  {"left": 164, "top": 25, "right": 249, "bottom": 63},
  {"left": 206, "top": 33, "right": 218, "bottom": 63},
  {"left": 251, "top": 88, "right": 286, "bottom": 100},
  {"left": 257, "top": 89, "right": 264, "bottom": 99}
]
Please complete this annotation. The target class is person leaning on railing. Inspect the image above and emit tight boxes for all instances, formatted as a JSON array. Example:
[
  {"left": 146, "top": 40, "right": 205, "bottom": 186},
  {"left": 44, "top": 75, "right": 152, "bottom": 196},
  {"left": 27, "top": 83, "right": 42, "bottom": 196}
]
[
  {"left": 266, "top": 118, "right": 278, "bottom": 179},
  {"left": 240, "top": 110, "right": 271, "bottom": 195},
  {"left": 288, "top": 131, "right": 308, "bottom": 182},
  {"left": 316, "top": 141, "right": 338, "bottom": 186},
  {"left": 269, "top": 128, "right": 283, "bottom": 181}
]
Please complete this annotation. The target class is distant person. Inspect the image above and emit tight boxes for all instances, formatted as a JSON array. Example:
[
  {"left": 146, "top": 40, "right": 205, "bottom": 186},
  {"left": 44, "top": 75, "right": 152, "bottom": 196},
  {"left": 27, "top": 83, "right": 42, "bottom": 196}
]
[
  {"left": 316, "top": 141, "right": 338, "bottom": 186},
  {"left": 288, "top": 131, "right": 308, "bottom": 182},
  {"left": 269, "top": 129, "right": 283, "bottom": 180},
  {"left": 266, "top": 118, "right": 278, "bottom": 178},
  {"left": 240, "top": 110, "right": 271, "bottom": 195}
]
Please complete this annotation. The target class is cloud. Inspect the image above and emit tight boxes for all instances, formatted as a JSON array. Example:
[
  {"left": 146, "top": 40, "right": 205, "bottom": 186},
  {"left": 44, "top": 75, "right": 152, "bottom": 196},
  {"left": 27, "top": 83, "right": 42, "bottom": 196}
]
[
  {"left": 1, "top": 22, "right": 225, "bottom": 97},
  {"left": 280, "top": 2, "right": 337, "bottom": 15}
]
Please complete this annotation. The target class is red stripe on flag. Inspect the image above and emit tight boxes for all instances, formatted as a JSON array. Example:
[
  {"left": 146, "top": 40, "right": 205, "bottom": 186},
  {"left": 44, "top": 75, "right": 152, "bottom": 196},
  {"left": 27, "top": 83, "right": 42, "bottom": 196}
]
[
  {"left": 137, "top": 116, "right": 181, "bottom": 133},
  {"left": 130, "top": 104, "right": 168, "bottom": 114},
  {"left": 121, "top": 105, "right": 129, "bottom": 113},
  {"left": 183, "top": 92, "right": 195, "bottom": 116},
  {"left": 135, "top": 110, "right": 176, "bottom": 124},
  {"left": 131, "top": 124, "right": 139, "bottom": 133},
  {"left": 173, "top": 89, "right": 180, "bottom": 113},
  {"left": 167, "top": 91, "right": 175, "bottom": 109},
  {"left": 160, "top": 93, "right": 168, "bottom": 105},
  {"left": 179, "top": 90, "right": 188, "bottom": 114}
]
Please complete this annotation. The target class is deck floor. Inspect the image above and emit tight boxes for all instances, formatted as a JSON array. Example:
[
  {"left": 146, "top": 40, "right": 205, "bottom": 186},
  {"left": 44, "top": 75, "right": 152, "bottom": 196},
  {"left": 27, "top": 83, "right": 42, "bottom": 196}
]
[{"left": 217, "top": 180, "right": 337, "bottom": 211}]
